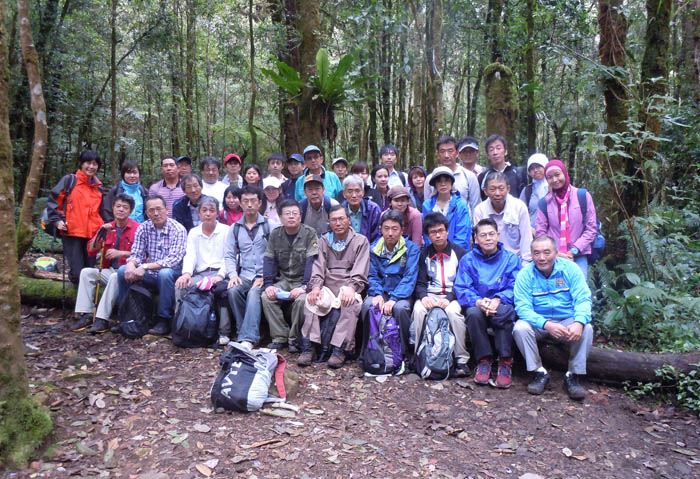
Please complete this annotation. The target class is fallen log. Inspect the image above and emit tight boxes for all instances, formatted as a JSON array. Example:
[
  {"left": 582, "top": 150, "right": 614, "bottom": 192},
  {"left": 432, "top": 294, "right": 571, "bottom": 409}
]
[
  {"left": 20, "top": 275, "right": 76, "bottom": 307},
  {"left": 539, "top": 342, "right": 700, "bottom": 384}
]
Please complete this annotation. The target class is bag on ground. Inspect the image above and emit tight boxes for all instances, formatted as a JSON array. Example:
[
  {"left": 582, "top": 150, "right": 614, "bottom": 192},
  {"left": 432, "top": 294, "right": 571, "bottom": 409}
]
[
  {"left": 118, "top": 283, "right": 154, "bottom": 339},
  {"left": 210, "top": 343, "right": 287, "bottom": 412},
  {"left": 359, "top": 305, "right": 404, "bottom": 375},
  {"left": 414, "top": 306, "right": 456, "bottom": 380},
  {"left": 172, "top": 289, "right": 217, "bottom": 348}
]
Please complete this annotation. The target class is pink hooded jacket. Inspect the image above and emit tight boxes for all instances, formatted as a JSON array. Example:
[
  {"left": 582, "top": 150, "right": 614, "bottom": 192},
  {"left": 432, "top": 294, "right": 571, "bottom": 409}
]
[{"left": 534, "top": 186, "right": 597, "bottom": 255}]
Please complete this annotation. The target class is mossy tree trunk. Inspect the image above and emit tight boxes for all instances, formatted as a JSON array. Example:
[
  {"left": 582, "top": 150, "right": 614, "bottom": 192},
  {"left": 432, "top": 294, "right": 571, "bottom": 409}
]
[
  {"left": 247, "top": 0, "right": 257, "bottom": 162},
  {"left": 1, "top": 2, "right": 53, "bottom": 468},
  {"left": 16, "top": 0, "right": 49, "bottom": 260},
  {"left": 524, "top": 0, "right": 537, "bottom": 155},
  {"left": 423, "top": 0, "right": 443, "bottom": 172},
  {"left": 296, "top": 0, "right": 322, "bottom": 151},
  {"left": 484, "top": 62, "right": 519, "bottom": 160},
  {"left": 679, "top": 0, "right": 700, "bottom": 105}
]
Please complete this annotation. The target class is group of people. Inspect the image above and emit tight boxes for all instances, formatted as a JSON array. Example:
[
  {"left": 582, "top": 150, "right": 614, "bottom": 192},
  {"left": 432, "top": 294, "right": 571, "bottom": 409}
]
[{"left": 47, "top": 133, "right": 598, "bottom": 399}]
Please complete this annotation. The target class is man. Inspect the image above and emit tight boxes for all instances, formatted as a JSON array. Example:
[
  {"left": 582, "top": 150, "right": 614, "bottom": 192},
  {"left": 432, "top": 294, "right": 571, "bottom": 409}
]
[
  {"left": 200, "top": 156, "right": 228, "bottom": 206},
  {"left": 294, "top": 145, "right": 342, "bottom": 201},
  {"left": 117, "top": 195, "right": 187, "bottom": 336},
  {"left": 72, "top": 194, "right": 139, "bottom": 333},
  {"left": 342, "top": 175, "right": 381, "bottom": 243},
  {"left": 222, "top": 153, "right": 244, "bottom": 187},
  {"left": 424, "top": 136, "right": 481, "bottom": 213},
  {"left": 457, "top": 136, "right": 483, "bottom": 176},
  {"left": 412, "top": 212, "right": 470, "bottom": 375},
  {"left": 361, "top": 210, "right": 420, "bottom": 357},
  {"left": 267, "top": 153, "right": 286, "bottom": 181},
  {"left": 174, "top": 196, "right": 230, "bottom": 340},
  {"left": 477, "top": 134, "right": 528, "bottom": 199},
  {"left": 176, "top": 156, "right": 193, "bottom": 179},
  {"left": 379, "top": 144, "right": 408, "bottom": 188},
  {"left": 472, "top": 172, "right": 533, "bottom": 263},
  {"left": 454, "top": 218, "right": 522, "bottom": 388},
  {"left": 261, "top": 199, "right": 319, "bottom": 351},
  {"left": 173, "top": 174, "right": 211, "bottom": 232},
  {"left": 282, "top": 153, "right": 304, "bottom": 200},
  {"left": 149, "top": 156, "right": 184, "bottom": 216},
  {"left": 298, "top": 206, "right": 370, "bottom": 368},
  {"left": 513, "top": 235, "right": 593, "bottom": 400},
  {"left": 331, "top": 157, "right": 348, "bottom": 182},
  {"left": 223, "top": 186, "right": 269, "bottom": 348},
  {"left": 299, "top": 174, "right": 339, "bottom": 237}
]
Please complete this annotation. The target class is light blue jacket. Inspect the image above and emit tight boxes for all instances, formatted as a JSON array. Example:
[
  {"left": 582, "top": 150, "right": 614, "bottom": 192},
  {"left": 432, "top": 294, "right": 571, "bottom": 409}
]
[
  {"left": 514, "top": 257, "right": 592, "bottom": 329},
  {"left": 453, "top": 243, "right": 521, "bottom": 308},
  {"left": 422, "top": 191, "right": 472, "bottom": 251},
  {"left": 294, "top": 167, "right": 343, "bottom": 202}
]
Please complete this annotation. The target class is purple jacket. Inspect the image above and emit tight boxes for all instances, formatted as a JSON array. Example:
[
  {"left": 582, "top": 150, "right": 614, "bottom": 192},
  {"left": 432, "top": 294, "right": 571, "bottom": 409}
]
[
  {"left": 535, "top": 186, "right": 597, "bottom": 255},
  {"left": 343, "top": 198, "right": 382, "bottom": 244}
]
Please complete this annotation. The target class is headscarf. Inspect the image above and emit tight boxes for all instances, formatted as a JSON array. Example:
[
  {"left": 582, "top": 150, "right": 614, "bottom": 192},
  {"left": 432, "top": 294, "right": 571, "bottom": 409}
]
[
  {"left": 544, "top": 159, "right": 571, "bottom": 201},
  {"left": 544, "top": 159, "right": 572, "bottom": 253}
]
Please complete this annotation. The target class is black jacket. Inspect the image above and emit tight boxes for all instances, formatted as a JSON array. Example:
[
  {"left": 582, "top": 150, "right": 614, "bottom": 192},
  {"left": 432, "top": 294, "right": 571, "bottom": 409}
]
[{"left": 172, "top": 194, "right": 211, "bottom": 232}]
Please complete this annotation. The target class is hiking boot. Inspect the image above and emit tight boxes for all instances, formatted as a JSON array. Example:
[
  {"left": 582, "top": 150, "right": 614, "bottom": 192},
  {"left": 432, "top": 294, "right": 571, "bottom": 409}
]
[
  {"left": 218, "top": 335, "right": 230, "bottom": 346},
  {"left": 267, "top": 341, "right": 287, "bottom": 350},
  {"left": 88, "top": 318, "right": 109, "bottom": 335},
  {"left": 527, "top": 371, "right": 551, "bottom": 395},
  {"left": 474, "top": 359, "right": 492, "bottom": 385},
  {"left": 494, "top": 358, "right": 513, "bottom": 389},
  {"left": 563, "top": 373, "right": 586, "bottom": 400},
  {"left": 454, "top": 362, "right": 471, "bottom": 378},
  {"left": 327, "top": 348, "right": 345, "bottom": 369},
  {"left": 288, "top": 341, "right": 300, "bottom": 354},
  {"left": 72, "top": 314, "right": 93, "bottom": 332},
  {"left": 297, "top": 338, "right": 314, "bottom": 367},
  {"left": 110, "top": 323, "right": 122, "bottom": 334},
  {"left": 148, "top": 320, "right": 170, "bottom": 336}
]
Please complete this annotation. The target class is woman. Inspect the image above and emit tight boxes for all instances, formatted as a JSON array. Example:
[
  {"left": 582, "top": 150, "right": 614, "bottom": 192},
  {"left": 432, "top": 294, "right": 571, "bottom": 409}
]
[
  {"left": 519, "top": 153, "right": 549, "bottom": 233},
  {"left": 535, "top": 159, "right": 597, "bottom": 277},
  {"left": 101, "top": 160, "right": 148, "bottom": 223},
  {"left": 351, "top": 161, "right": 383, "bottom": 206},
  {"left": 261, "top": 177, "right": 282, "bottom": 229},
  {"left": 47, "top": 149, "right": 105, "bottom": 286},
  {"left": 369, "top": 165, "right": 390, "bottom": 210},
  {"left": 388, "top": 186, "right": 423, "bottom": 246},
  {"left": 422, "top": 166, "right": 471, "bottom": 251},
  {"left": 219, "top": 185, "right": 243, "bottom": 226},
  {"left": 408, "top": 166, "right": 426, "bottom": 213},
  {"left": 242, "top": 164, "right": 263, "bottom": 188}
]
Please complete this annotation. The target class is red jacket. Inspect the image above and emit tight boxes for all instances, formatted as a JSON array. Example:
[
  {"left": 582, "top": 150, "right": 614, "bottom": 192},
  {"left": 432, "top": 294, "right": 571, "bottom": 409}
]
[{"left": 87, "top": 218, "right": 140, "bottom": 269}]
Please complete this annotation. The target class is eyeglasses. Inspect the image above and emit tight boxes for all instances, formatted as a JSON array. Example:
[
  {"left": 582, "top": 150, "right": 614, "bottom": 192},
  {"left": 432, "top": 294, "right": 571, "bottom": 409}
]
[
  {"left": 282, "top": 211, "right": 300, "bottom": 217},
  {"left": 477, "top": 231, "right": 498, "bottom": 239}
]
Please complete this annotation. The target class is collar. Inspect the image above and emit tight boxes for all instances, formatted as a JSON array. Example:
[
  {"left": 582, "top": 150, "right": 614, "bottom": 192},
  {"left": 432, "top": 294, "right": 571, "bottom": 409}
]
[
  {"left": 428, "top": 241, "right": 456, "bottom": 259},
  {"left": 373, "top": 236, "right": 407, "bottom": 264}
]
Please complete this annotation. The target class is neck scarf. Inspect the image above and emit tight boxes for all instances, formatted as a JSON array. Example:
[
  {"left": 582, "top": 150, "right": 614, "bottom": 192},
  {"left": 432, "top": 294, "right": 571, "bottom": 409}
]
[{"left": 544, "top": 160, "right": 572, "bottom": 252}]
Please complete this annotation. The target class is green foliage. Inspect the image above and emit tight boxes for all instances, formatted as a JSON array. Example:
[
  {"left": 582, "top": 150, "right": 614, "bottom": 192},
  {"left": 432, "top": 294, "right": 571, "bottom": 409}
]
[
  {"left": 625, "top": 364, "right": 700, "bottom": 415},
  {"left": 260, "top": 60, "right": 304, "bottom": 97},
  {"left": 0, "top": 397, "right": 53, "bottom": 468}
]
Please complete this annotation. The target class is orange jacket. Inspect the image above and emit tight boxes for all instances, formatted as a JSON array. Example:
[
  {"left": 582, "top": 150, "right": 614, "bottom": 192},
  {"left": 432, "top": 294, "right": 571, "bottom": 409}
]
[{"left": 47, "top": 170, "right": 104, "bottom": 239}]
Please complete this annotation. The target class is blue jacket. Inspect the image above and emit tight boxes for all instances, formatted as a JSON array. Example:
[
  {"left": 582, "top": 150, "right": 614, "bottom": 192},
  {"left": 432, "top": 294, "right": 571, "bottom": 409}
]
[
  {"left": 342, "top": 198, "right": 381, "bottom": 244},
  {"left": 514, "top": 257, "right": 592, "bottom": 329},
  {"left": 422, "top": 191, "right": 472, "bottom": 251},
  {"left": 172, "top": 194, "right": 211, "bottom": 232},
  {"left": 368, "top": 237, "right": 420, "bottom": 301},
  {"left": 294, "top": 167, "right": 343, "bottom": 201},
  {"left": 454, "top": 243, "right": 521, "bottom": 308}
]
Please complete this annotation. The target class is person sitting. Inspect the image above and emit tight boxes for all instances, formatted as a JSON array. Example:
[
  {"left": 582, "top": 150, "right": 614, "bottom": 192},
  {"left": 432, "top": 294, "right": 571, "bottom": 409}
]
[
  {"left": 174, "top": 196, "right": 230, "bottom": 339},
  {"left": 200, "top": 157, "right": 228, "bottom": 207},
  {"left": 72, "top": 194, "right": 139, "bottom": 333},
  {"left": 535, "top": 159, "right": 598, "bottom": 278},
  {"left": 281, "top": 154, "right": 304, "bottom": 200},
  {"left": 117, "top": 195, "right": 187, "bottom": 336},
  {"left": 261, "top": 199, "right": 320, "bottom": 351},
  {"left": 219, "top": 185, "right": 243, "bottom": 226},
  {"left": 148, "top": 156, "right": 184, "bottom": 216},
  {"left": 412, "top": 212, "right": 469, "bottom": 375},
  {"left": 342, "top": 174, "right": 381, "bottom": 244},
  {"left": 294, "top": 145, "right": 342, "bottom": 201},
  {"left": 472, "top": 172, "right": 532, "bottom": 263},
  {"left": 361, "top": 209, "right": 420, "bottom": 359},
  {"left": 422, "top": 166, "right": 472, "bottom": 251},
  {"left": 223, "top": 186, "right": 270, "bottom": 347},
  {"left": 387, "top": 186, "right": 423, "bottom": 246},
  {"left": 173, "top": 174, "right": 211, "bottom": 232},
  {"left": 407, "top": 166, "right": 426, "bottom": 213},
  {"left": 454, "top": 218, "right": 521, "bottom": 388},
  {"left": 101, "top": 160, "right": 148, "bottom": 223},
  {"left": 513, "top": 235, "right": 593, "bottom": 400},
  {"left": 298, "top": 206, "right": 370, "bottom": 368},
  {"left": 519, "top": 153, "right": 548, "bottom": 234},
  {"left": 350, "top": 161, "right": 383, "bottom": 207},
  {"left": 477, "top": 135, "right": 528, "bottom": 199},
  {"left": 221, "top": 153, "right": 243, "bottom": 187},
  {"left": 299, "top": 174, "right": 339, "bottom": 237}
]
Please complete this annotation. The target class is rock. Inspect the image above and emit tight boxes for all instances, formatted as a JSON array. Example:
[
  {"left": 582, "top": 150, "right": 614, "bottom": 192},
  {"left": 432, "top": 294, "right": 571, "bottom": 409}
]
[
  {"left": 404, "top": 374, "right": 420, "bottom": 383},
  {"left": 137, "top": 473, "right": 170, "bottom": 479},
  {"left": 519, "top": 474, "right": 544, "bottom": 479},
  {"left": 66, "top": 355, "right": 91, "bottom": 368},
  {"left": 269, "top": 369, "right": 299, "bottom": 399}
]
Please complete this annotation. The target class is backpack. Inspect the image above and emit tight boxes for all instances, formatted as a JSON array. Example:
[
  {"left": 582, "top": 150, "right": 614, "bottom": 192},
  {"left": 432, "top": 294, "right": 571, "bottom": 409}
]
[
  {"left": 210, "top": 343, "right": 287, "bottom": 412},
  {"left": 524, "top": 183, "right": 534, "bottom": 206},
  {"left": 414, "top": 307, "right": 456, "bottom": 380},
  {"left": 359, "top": 305, "right": 404, "bottom": 375},
  {"left": 171, "top": 289, "right": 217, "bottom": 348},
  {"left": 232, "top": 221, "right": 270, "bottom": 274},
  {"left": 118, "top": 284, "right": 154, "bottom": 339},
  {"left": 537, "top": 188, "right": 606, "bottom": 263},
  {"left": 41, "top": 174, "right": 77, "bottom": 238}
]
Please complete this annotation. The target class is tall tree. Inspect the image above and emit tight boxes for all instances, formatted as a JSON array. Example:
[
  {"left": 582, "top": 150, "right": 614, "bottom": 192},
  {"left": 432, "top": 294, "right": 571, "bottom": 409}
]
[
  {"left": 296, "top": 0, "right": 322, "bottom": 150},
  {"left": 185, "top": 0, "right": 196, "bottom": 155},
  {"left": 679, "top": 0, "right": 700, "bottom": 105},
  {"left": 484, "top": 62, "right": 519, "bottom": 155},
  {"left": 109, "top": 0, "right": 119, "bottom": 181},
  {"left": 248, "top": 0, "right": 257, "bottom": 162},
  {"left": 524, "top": 0, "right": 536, "bottom": 154},
  {"left": 424, "top": 0, "right": 443, "bottom": 171}
]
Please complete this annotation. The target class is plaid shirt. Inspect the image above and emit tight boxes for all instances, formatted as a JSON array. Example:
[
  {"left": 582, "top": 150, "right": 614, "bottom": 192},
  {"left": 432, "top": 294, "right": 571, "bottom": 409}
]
[{"left": 127, "top": 218, "right": 187, "bottom": 274}]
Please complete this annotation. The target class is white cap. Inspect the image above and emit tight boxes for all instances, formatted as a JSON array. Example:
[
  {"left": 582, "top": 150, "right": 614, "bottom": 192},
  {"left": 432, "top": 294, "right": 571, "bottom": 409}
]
[
  {"left": 458, "top": 140, "right": 479, "bottom": 152},
  {"left": 429, "top": 166, "right": 456, "bottom": 186},
  {"left": 263, "top": 176, "right": 283, "bottom": 189},
  {"left": 527, "top": 153, "right": 548, "bottom": 170}
]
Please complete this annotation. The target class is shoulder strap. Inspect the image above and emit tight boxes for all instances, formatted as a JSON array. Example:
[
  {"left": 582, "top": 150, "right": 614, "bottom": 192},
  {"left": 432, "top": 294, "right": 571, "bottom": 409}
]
[
  {"left": 323, "top": 196, "right": 331, "bottom": 213},
  {"left": 60, "top": 174, "right": 78, "bottom": 211},
  {"left": 525, "top": 183, "right": 533, "bottom": 205},
  {"left": 537, "top": 196, "right": 548, "bottom": 216},
  {"left": 300, "top": 199, "right": 308, "bottom": 220},
  {"left": 233, "top": 223, "right": 241, "bottom": 254},
  {"left": 262, "top": 220, "right": 270, "bottom": 240},
  {"left": 399, "top": 172, "right": 406, "bottom": 186},
  {"left": 577, "top": 188, "right": 587, "bottom": 224}
]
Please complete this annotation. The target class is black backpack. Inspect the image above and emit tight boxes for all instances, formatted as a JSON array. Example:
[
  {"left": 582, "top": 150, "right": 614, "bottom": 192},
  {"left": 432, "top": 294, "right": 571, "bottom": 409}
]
[
  {"left": 118, "top": 284, "right": 154, "bottom": 339},
  {"left": 171, "top": 289, "right": 217, "bottom": 348}
]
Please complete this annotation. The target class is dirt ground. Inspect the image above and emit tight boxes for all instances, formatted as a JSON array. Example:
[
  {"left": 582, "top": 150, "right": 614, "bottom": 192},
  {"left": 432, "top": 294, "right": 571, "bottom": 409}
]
[{"left": 7, "top": 305, "right": 700, "bottom": 479}]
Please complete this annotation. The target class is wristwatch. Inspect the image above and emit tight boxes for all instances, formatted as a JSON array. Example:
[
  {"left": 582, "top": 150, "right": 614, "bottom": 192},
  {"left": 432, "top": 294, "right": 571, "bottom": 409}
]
[
  {"left": 570, "top": 247, "right": 579, "bottom": 256},
  {"left": 142, "top": 263, "right": 150, "bottom": 270}
]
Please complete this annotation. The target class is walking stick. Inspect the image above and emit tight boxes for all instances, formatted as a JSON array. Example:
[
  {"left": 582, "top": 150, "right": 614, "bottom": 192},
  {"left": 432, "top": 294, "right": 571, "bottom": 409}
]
[{"left": 92, "top": 227, "right": 108, "bottom": 323}]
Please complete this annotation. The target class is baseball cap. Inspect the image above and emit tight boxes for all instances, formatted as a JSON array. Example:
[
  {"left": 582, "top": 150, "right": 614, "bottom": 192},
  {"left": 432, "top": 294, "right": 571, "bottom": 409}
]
[
  {"left": 263, "top": 176, "right": 283, "bottom": 189},
  {"left": 303, "top": 145, "right": 322, "bottom": 156},
  {"left": 224, "top": 153, "right": 241, "bottom": 165},
  {"left": 176, "top": 155, "right": 192, "bottom": 164},
  {"left": 303, "top": 174, "right": 324, "bottom": 187},
  {"left": 332, "top": 157, "right": 348, "bottom": 167},
  {"left": 287, "top": 153, "right": 304, "bottom": 163},
  {"left": 458, "top": 140, "right": 479, "bottom": 152}
]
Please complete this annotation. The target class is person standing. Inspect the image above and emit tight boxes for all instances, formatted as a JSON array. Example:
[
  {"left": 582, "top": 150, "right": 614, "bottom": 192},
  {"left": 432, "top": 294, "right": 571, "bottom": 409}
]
[
  {"left": 200, "top": 157, "right": 228, "bottom": 207},
  {"left": 477, "top": 135, "right": 528, "bottom": 199},
  {"left": 101, "top": 160, "right": 148, "bottom": 223},
  {"left": 294, "top": 145, "right": 342, "bottom": 201},
  {"left": 424, "top": 136, "right": 482, "bottom": 213},
  {"left": 379, "top": 144, "right": 408, "bottom": 188},
  {"left": 281, "top": 153, "right": 304, "bottom": 200},
  {"left": 457, "top": 136, "right": 484, "bottom": 176},
  {"left": 519, "top": 153, "right": 549, "bottom": 232},
  {"left": 148, "top": 156, "right": 184, "bottom": 216},
  {"left": 222, "top": 153, "right": 244, "bottom": 188},
  {"left": 176, "top": 156, "right": 193, "bottom": 180}
]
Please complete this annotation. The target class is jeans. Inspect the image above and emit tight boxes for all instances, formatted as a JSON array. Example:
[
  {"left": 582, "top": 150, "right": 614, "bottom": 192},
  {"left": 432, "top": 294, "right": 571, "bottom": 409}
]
[
  {"left": 574, "top": 255, "right": 589, "bottom": 280},
  {"left": 117, "top": 265, "right": 181, "bottom": 320},
  {"left": 226, "top": 278, "right": 262, "bottom": 344}
]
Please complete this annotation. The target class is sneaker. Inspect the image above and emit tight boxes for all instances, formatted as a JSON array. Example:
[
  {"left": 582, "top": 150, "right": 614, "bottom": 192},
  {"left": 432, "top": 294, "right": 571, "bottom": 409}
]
[
  {"left": 267, "top": 341, "right": 287, "bottom": 350},
  {"left": 327, "top": 348, "right": 345, "bottom": 369},
  {"left": 494, "top": 358, "right": 513, "bottom": 389},
  {"left": 474, "top": 359, "right": 492, "bottom": 385},
  {"left": 527, "top": 371, "right": 551, "bottom": 395},
  {"left": 239, "top": 341, "right": 253, "bottom": 350},
  {"left": 72, "top": 314, "right": 93, "bottom": 332},
  {"left": 218, "top": 335, "right": 230, "bottom": 346},
  {"left": 563, "top": 373, "right": 586, "bottom": 400},
  {"left": 147, "top": 320, "right": 170, "bottom": 336},
  {"left": 454, "top": 362, "right": 471, "bottom": 378},
  {"left": 88, "top": 318, "right": 109, "bottom": 335}
]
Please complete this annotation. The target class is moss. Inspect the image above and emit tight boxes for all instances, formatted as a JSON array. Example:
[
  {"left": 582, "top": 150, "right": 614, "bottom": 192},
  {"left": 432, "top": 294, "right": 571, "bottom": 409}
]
[
  {"left": 19, "top": 276, "right": 76, "bottom": 305},
  {"left": 484, "top": 62, "right": 519, "bottom": 156},
  {"left": 0, "top": 396, "right": 53, "bottom": 468}
]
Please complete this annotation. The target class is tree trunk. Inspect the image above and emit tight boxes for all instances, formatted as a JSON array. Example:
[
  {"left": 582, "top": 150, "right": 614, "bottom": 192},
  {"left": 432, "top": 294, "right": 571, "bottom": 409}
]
[
  {"left": 296, "top": 0, "right": 322, "bottom": 150},
  {"left": 0, "top": 2, "right": 52, "bottom": 467},
  {"left": 525, "top": 0, "right": 536, "bottom": 155},
  {"left": 679, "top": 0, "right": 700, "bottom": 105},
  {"left": 184, "top": 0, "right": 195, "bottom": 154},
  {"left": 109, "top": 0, "right": 118, "bottom": 181},
  {"left": 248, "top": 0, "right": 257, "bottom": 162},
  {"left": 16, "top": 0, "right": 50, "bottom": 260},
  {"left": 484, "top": 62, "right": 519, "bottom": 157},
  {"left": 487, "top": 0, "right": 504, "bottom": 61},
  {"left": 380, "top": 0, "right": 392, "bottom": 146},
  {"left": 423, "top": 0, "right": 443, "bottom": 172}
]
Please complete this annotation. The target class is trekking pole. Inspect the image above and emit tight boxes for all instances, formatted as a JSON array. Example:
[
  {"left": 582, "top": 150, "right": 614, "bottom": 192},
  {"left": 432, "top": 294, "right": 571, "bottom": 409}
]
[{"left": 92, "top": 239, "right": 108, "bottom": 323}]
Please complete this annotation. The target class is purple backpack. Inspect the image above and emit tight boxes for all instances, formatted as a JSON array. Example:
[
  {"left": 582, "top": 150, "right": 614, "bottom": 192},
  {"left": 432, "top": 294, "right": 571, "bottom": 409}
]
[{"left": 360, "top": 305, "right": 404, "bottom": 375}]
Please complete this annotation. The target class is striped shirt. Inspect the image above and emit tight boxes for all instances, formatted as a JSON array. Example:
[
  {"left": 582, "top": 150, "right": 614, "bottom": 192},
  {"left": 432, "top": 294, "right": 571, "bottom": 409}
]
[
  {"left": 127, "top": 218, "right": 187, "bottom": 275},
  {"left": 148, "top": 179, "right": 184, "bottom": 217}
]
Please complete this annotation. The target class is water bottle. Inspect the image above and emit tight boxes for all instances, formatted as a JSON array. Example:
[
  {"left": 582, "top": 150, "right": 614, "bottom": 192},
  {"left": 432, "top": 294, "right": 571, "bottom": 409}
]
[{"left": 205, "top": 310, "right": 217, "bottom": 340}]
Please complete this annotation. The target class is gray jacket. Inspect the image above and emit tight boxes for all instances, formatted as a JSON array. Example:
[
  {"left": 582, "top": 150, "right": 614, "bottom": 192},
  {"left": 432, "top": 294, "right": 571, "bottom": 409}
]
[{"left": 224, "top": 214, "right": 269, "bottom": 282}]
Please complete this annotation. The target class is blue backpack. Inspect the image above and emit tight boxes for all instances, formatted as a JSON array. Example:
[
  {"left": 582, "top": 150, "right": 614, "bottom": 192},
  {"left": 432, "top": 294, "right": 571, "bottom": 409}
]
[
  {"left": 538, "top": 188, "right": 605, "bottom": 263},
  {"left": 359, "top": 305, "right": 404, "bottom": 375}
]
